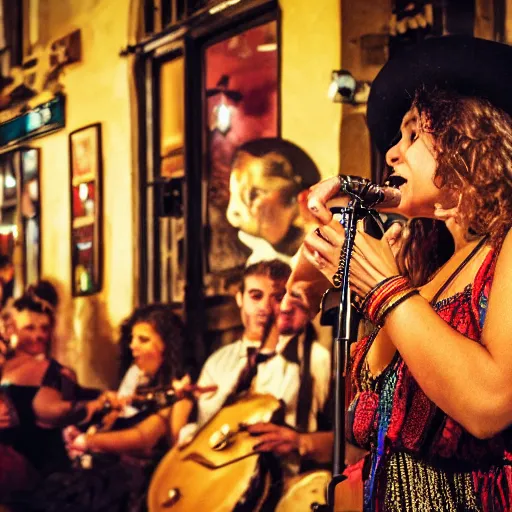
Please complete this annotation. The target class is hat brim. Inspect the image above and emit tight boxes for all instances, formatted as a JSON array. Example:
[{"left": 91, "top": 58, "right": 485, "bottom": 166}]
[{"left": 367, "top": 36, "right": 512, "bottom": 154}]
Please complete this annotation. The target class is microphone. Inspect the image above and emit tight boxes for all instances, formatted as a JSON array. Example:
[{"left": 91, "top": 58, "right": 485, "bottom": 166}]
[{"left": 335, "top": 175, "right": 401, "bottom": 209}]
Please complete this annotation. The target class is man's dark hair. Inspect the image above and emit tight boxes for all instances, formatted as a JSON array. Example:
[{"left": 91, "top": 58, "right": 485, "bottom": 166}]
[
  {"left": 241, "top": 259, "right": 291, "bottom": 293},
  {"left": 12, "top": 293, "right": 55, "bottom": 325}
]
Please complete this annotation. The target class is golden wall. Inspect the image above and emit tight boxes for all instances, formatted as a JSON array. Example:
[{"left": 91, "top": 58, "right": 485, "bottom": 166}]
[
  {"left": 36, "top": 0, "right": 133, "bottom": 388},
  {"left": 281, "top": 0, "right": 342, "bottom": 179}
]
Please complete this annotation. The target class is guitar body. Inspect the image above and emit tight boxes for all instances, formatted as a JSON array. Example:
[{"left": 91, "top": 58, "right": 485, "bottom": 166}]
[
  {"left": 276, "top": 469, "right": 363, "bottom": 512},
  {"left": 148, "top": 394, "right": 283, "bottom": 512}
]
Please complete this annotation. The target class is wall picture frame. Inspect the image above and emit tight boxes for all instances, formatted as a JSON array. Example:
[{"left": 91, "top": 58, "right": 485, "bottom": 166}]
[{"left": 69, "top": 123, "right": 103, "bottom": 296}]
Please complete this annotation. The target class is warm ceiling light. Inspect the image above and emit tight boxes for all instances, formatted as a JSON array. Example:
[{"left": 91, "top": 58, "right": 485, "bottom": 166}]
[
  {"left": 257, "top": 43, "right": 277, "bottom": 52},
  {"left": 214, "top": 101, "right": 232, "bottom": 134}
]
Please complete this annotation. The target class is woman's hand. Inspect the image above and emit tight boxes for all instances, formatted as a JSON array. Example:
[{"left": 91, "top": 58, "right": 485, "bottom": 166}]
[
  {"left": 84, "top": 391, "right": 127, "bottom": 422},
  {"left": 303, "top": 220, "right": 402, "bottom": 296},
  {"left": 63, "top": 425, "right": 89, "bottom": 459},
  {"left": 303, "top": 218, "right": 346, "bottom": 285},
  {"left": 349, "top": 225, "right": 401, "bottom": 298}
]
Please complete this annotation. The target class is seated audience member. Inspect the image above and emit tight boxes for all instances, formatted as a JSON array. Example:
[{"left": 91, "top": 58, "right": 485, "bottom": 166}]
[
  {"left": 12, "top": 305, "right": 194, "bottom": 512},
  {"left": 67, "top": 303, "right": 193, "bottom": 453},
  {"left": 0, "top": 282, "right": 105, "bottom": 483}
]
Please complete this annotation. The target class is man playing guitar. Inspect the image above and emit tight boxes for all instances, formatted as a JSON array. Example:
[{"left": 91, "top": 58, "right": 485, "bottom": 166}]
[{"left": 184, "top": 259, "right": 333, "bottom": 476}]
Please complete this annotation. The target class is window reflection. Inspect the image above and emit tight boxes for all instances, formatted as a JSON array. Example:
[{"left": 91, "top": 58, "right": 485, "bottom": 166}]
[{"left": 205, "top": 20, "right": 278, "bottom": 282}]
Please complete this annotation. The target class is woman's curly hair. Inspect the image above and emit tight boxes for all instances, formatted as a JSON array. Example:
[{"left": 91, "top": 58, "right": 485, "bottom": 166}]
[
  {"left": 118, "top": 303, "right": 185, "bottom": 386},
  {"left": 412, "top": 87, "right": 512, "bottom": 245}
]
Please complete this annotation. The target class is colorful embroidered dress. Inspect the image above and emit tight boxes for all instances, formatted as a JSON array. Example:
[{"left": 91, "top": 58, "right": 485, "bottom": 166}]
[{"left": 348, "top": 248, "right": 512, "bottom": 511}]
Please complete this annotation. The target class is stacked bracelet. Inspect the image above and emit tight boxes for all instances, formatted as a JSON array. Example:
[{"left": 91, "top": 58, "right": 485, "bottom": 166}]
[{"left": 360, "top": 275, "right": 419, "bottom": 326}]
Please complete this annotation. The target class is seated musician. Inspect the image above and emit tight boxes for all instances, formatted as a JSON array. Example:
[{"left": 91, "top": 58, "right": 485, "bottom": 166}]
[
  {"left": 67, "top": 303, "right": 193, "bottom": 455},
  {"left": 188, "top": 259, "right": 333, "bottom": 474}
]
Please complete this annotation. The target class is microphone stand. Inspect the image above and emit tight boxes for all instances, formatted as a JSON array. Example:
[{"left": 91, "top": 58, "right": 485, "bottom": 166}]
[{"left": 312, "top": 197, "right": 372, "bottom": 512}]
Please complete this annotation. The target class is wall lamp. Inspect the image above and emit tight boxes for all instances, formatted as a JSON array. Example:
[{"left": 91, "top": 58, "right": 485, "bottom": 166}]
[{"left": 328, "top": 70, "right": 371, "bottom": 105}]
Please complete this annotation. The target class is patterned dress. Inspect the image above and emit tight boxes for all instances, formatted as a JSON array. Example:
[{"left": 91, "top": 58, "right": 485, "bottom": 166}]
[{"left": 347, "top": 248, "right": 512, "bottom": 511}]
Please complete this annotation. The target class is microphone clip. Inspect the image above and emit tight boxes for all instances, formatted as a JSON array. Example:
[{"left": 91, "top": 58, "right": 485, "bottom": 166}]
[{"left": 337, "top": 175, "right": 387, "bottom": 208}]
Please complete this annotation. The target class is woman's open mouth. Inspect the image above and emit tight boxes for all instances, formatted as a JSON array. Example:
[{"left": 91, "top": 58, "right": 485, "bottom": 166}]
[{"left": 385, "top": 175, "right": 408, "bottom": 189}]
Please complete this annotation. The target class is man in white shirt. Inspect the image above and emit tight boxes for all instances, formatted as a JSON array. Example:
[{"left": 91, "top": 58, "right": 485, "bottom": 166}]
[{"left": 194, "top": 259, "right": 333, "bottom": 472}]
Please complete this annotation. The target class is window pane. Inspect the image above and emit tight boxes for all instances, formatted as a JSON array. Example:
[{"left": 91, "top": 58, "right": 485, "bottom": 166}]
[
  {"left": 205, "top": 20, "right": 279, "bottom": 277},
  {"left": 160, "top": 56, "right": 184, "bottom": 178}
]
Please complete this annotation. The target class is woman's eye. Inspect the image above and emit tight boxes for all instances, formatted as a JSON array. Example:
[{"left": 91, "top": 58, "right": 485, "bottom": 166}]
[{"left": 410, "top": 131, "right": 419, "bottom": 143}]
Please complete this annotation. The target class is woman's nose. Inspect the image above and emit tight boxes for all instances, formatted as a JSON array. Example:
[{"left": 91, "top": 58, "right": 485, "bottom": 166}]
[{"left": 385, "top": 140, "right": 403, "bottom": 167}]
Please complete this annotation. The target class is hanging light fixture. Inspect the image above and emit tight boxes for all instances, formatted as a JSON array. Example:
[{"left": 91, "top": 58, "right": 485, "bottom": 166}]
[{"left": 207, "top": 75, "right": 243, "bottom": 135}]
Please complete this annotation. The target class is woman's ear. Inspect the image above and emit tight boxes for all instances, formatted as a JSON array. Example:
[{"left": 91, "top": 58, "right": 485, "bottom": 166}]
[{"left": 235, "top": 291, "right": 243, "bottom": 308}]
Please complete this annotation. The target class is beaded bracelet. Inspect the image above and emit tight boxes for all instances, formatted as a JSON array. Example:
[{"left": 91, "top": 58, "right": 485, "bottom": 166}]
[
  {"left": 360, "top": 275, "right": 418, "bottom": 326},
  {"left": 377, "top": 288, "right": 419, "bottom": 326}
]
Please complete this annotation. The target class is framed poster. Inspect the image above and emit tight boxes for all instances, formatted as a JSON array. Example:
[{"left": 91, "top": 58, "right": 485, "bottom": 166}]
[{"left": 69, "top": 123, "right": 102, "bottom": 296}]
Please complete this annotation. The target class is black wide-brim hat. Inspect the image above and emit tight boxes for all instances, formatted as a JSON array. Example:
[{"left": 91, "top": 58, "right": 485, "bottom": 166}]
[{"left": 367, "top": 36, "right": 512, "bottom": 154}]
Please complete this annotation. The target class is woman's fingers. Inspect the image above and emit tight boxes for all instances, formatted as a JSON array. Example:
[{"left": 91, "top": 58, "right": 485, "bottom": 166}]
[
  {"left": 354, "top": 227, "right": 400, "bottom": 276},
  {"left": 301, "top": 219, "right": 349, "bottom": 284},
  {"left": 303, "top": 246, "right": 337, "bottom": 285},
  {"left": 349, "top": 256, "right": 379, "bottom": 297},
  {"left": 303, "top": 222, "right": 345, "bottom": 267},
  {"left": 434, "top": 202, "right": 460, "bottom": 222},
  {"left": 307, "top": 177, "right": 343, "bottom": 224},
  {"left": 382, "top": 222, "right": 405, "bottom": 255}
]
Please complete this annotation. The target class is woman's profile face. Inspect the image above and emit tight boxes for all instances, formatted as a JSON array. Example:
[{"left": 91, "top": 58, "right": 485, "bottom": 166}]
[
  {"left": 130, "top": 322, "right": 165, "bottom": 377},
  {"left": 226, "top": 152, "right": 299, "bottom": 246},
  {"left": 385, "top": 108, "right": 457, "bottom": 219}
]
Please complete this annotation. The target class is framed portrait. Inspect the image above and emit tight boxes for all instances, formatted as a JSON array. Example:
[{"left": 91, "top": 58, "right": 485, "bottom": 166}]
[{"left": 69, "top": 123, "right": 102, "bottom": 296}]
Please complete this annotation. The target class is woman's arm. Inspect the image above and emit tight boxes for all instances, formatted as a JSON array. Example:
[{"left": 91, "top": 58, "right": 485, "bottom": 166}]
[
  {"left": 170, "top": 398, "right": 194, "bottom": 445},
  {"left": 382, "top": 232, "right": 512, "bottom": 438},
  {"left": 346, "top": 229, "right": 512, "bottom": 439},
  {"left": 86, "top": 408, "right": 172, "bottom": 454},
  {"left": 78, "top": 398, "right": 194, "bottom": 454},
  {"left": 33, "top": 387, "right": 120, "bottom": 428}
]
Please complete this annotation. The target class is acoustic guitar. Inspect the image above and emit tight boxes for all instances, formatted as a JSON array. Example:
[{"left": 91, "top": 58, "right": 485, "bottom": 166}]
[{"left": 147, "top": 393, "right": 284, "bottom": 512}]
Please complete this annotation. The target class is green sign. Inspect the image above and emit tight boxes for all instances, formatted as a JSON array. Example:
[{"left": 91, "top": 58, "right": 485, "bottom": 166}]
[{"left": 0, "top": 94, "right": 66, "bottom": 147}]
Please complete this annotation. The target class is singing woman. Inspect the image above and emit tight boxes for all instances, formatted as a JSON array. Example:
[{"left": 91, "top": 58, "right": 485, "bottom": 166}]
[{"left": 302, "top": 36, "right": 512, "bottom": 511}]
